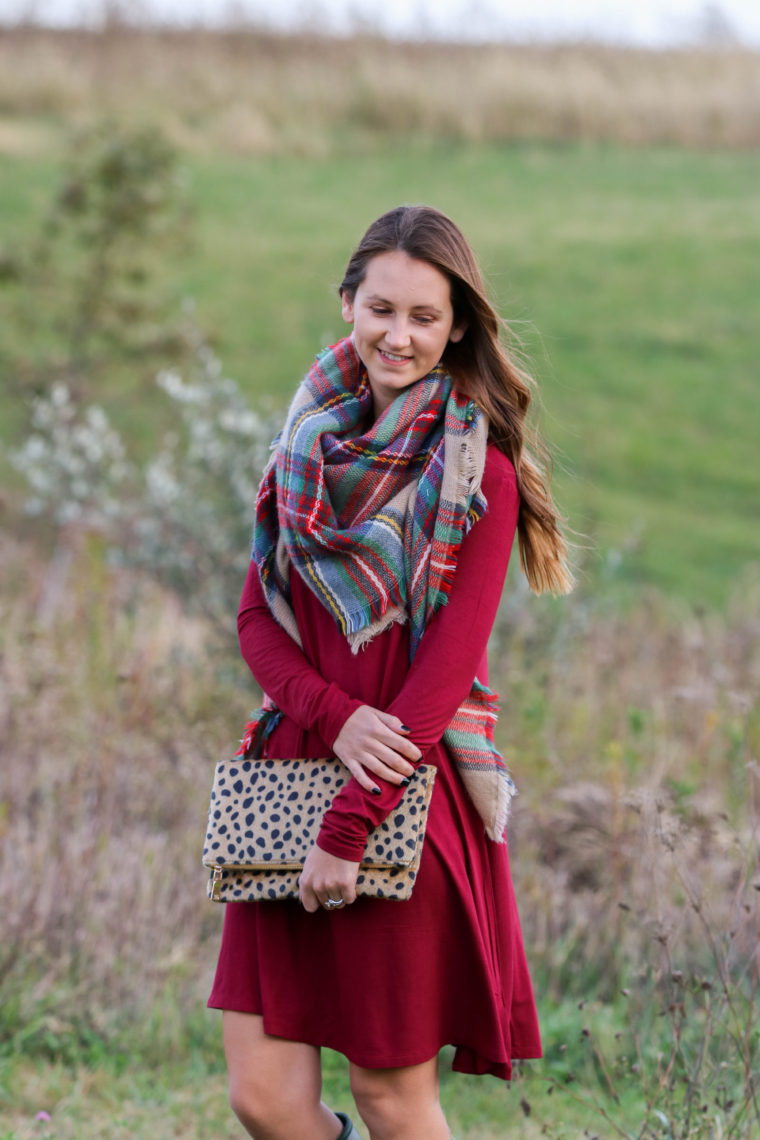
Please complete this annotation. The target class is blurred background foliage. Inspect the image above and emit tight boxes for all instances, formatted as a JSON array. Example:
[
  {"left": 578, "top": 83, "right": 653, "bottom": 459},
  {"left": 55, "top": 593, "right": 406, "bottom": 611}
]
[{"left": 1, "top": 12, "right": 759, "bottom": 1140}]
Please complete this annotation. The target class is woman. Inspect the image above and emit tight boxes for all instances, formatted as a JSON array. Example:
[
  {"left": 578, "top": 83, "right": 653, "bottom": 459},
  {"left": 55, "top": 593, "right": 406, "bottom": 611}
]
[{"left": 208, "top": 205, "right": 572, "bottom": 1140}]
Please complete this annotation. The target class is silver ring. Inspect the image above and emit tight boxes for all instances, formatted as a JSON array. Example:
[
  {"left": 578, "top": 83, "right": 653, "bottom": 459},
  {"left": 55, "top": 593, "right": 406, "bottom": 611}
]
[{"left": 324, "top": 897, "right": 344, "bottom": 909}]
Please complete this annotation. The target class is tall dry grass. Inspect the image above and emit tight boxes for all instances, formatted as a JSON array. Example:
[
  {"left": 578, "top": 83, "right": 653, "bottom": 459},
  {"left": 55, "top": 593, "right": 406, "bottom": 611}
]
[
  {"left": 493, "top": 580, "right": 760, "bottom": 995},
  {"left": 1, "top": 533, "right": 758, "bottom": 1064},
  {"left": 0, "top": 536, "right": 251, "bottom": 1051},
  {"left": 0, "top": 25, "right": 758, "bottom": 155}
]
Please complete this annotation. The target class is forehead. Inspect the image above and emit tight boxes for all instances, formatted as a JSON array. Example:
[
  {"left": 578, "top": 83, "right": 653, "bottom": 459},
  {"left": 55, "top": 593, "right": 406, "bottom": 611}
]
[{"left": 360, "top": 250, "right": 452, "bottom": 307}]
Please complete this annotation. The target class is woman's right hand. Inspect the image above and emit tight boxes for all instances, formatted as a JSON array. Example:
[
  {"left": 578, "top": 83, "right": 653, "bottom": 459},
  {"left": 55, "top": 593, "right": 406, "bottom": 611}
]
[{"left": 332, "top": 705, "right": 421, "bottom": 794}]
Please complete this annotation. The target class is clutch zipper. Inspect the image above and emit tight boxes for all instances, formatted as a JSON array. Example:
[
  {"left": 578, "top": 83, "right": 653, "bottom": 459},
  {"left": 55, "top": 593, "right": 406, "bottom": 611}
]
[{"left": 210, "top": 866, "right": 223, "bottom": 900}]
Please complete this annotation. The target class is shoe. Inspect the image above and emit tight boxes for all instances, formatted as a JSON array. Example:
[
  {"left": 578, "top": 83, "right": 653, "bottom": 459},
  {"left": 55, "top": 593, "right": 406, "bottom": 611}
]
[{"left": 335, "top": 1111, "right": 362, "bottom": 1140}]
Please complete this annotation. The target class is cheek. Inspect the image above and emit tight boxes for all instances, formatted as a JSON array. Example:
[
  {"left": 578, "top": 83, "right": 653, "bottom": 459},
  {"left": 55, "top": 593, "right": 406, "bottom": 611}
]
[
  {"left": 425, "top": 329, "right": 452, "bottom": 359},
  {"left": 355, "top": 314, "right": 381, "bottom": 339}
]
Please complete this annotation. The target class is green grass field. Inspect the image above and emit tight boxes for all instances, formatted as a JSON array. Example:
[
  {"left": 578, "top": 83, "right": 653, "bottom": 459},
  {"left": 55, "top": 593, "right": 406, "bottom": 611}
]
[
  {"left": 0, "top": 1052, "right": 607, "bottom": 1139},
  {"left": 3, "top": 140, "right": 758, "bottom": 605},
  {"left": 0, "top": 1008, "right": 679, "bottom": 1139}
]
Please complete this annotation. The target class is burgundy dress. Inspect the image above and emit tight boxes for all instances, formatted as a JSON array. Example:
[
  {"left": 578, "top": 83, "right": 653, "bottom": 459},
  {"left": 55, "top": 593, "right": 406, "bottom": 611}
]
[{"left": 208, "top": 445, "right": 542, "bottom": 1079}]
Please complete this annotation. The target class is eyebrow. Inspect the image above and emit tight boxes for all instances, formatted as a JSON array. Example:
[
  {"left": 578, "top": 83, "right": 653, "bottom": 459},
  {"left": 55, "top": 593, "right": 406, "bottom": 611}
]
[{"left": 365, "top": 293, "right": 445, "bottom": 315}]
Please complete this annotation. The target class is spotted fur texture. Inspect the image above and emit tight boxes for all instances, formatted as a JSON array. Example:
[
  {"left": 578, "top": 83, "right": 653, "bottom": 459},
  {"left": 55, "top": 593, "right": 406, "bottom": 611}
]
[{"left": 203, "top": 758, "right": 436, "bottom": 902}]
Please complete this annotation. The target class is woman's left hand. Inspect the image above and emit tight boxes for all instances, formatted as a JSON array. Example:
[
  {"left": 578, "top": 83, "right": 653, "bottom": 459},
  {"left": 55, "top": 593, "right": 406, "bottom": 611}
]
[{"left": 299, "top": 844, "right": 360, "bottom": 913}]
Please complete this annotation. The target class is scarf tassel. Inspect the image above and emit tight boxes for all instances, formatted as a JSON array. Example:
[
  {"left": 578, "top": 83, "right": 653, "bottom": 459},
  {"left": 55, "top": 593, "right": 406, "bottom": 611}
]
[{"left": 235, "top": 704, "right": 283, "bottom": 760}]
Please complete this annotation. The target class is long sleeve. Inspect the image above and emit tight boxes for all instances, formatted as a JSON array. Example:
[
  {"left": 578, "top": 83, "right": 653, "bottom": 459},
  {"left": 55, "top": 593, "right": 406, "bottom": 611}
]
[
  {"left": 237, "top": 565, "right": 364, "bottom": 750},
  {"left": 318, "top": 447, "right": 520, "bottom": 860}
]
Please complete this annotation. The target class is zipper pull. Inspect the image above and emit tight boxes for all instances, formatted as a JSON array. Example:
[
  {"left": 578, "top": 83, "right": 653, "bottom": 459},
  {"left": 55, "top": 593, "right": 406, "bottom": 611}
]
[{"left": 209, "top": 866, "right": 223, "bottom": 901}]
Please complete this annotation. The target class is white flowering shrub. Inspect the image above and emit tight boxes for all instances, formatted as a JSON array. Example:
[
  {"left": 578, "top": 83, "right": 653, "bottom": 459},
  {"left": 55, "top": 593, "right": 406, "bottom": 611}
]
[
  {"left": 13, "top": 383, "right": 132, "bottom": 528},
  {"left": 4, "top": 121, "right": 282, "bottom": 638},
  {"left": 12, "top": 326, "right": 281, "bottom": 638}
]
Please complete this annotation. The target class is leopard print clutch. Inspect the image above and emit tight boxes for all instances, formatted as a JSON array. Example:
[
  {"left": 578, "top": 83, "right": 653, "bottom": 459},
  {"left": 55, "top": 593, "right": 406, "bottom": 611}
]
[{"left": 203, "top": 757, "right": 436, "bottom": 903}]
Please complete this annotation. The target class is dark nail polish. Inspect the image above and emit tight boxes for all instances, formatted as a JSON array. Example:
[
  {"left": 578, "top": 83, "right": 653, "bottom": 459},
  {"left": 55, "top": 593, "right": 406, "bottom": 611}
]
[
  {"left": 400, "top": 725, "right": 412, "bottom": 732},
  {"left": 371, "top": 787, "right": 382, "bottom": 796},
  {"left": 401, "top": 777, "right": 411, "bottom": 787}
]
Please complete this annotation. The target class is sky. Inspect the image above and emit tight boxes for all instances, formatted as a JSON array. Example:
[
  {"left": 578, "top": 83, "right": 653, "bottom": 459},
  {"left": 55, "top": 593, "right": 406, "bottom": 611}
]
[{"left": 2, "top": 0, "right": 760, "bottom": 46}]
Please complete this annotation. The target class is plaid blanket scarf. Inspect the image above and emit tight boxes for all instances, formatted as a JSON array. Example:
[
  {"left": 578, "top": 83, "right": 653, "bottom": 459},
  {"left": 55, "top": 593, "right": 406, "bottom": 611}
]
[{"left": 242, "top": 335, "right": 515, "bottom": 841}]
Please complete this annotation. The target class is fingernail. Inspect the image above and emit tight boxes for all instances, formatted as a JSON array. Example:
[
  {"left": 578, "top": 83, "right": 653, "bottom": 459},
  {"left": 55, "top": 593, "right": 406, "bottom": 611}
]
[
  {"left": 400, "top": 777, "right": 411, "bottom": 787},
  {"left": 400, "top": 724, "right": 412, "bottom": 732},
  {"left": 371, "top": 787, "right": 382, "bottom": 796}
]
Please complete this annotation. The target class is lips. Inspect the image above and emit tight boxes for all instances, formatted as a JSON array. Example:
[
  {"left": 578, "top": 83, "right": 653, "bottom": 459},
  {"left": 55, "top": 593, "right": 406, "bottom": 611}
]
[{"left": 378, "top": 349, "right": 412, "bottom": 365}]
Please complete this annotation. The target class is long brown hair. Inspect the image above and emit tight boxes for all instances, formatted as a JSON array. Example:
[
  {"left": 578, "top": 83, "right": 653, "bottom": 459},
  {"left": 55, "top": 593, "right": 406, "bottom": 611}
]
[{"left": 340, "top": 204, "right": 573, "bottom": 596}]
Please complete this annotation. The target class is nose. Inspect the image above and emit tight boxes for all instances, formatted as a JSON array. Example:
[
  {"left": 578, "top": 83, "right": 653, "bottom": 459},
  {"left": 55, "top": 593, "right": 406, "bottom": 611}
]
[{"left": 384, "top": 316, "right": 411, "bottom": 350}]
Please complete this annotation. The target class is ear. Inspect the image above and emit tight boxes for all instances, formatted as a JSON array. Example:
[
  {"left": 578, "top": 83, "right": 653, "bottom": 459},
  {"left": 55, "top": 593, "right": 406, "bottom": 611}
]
[
  {"left": 449, "top": 321, "right": 467, "bottom": 344},
  {"left": 341, "top": 292, "right": 355, "bottom": 324}
]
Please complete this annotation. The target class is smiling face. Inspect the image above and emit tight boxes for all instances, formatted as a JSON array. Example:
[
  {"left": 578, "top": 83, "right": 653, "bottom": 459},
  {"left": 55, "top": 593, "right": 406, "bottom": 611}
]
[{"left": 341, "top": 250, "right": 466, "bottom": 418}]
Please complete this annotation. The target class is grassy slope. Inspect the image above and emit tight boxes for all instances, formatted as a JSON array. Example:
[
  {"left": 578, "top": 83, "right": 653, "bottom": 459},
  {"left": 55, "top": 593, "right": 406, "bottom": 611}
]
[{"left": 3, "top": 141, "right": 757, "bottom": 605}]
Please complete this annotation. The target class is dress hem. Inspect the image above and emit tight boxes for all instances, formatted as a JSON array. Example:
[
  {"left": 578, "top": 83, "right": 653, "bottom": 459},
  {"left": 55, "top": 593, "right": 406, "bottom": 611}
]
[{"left": 206, "top": 996, "right": 541, "bottom": 1081}]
